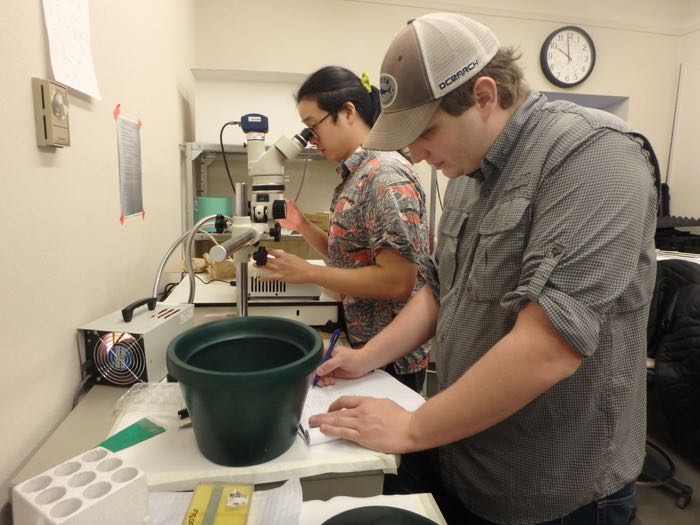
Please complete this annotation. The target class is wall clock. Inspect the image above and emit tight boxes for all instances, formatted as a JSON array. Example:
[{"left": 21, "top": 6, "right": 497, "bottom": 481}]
[{"left": 540, "top": 26, "right": 596, "bottom": 88}]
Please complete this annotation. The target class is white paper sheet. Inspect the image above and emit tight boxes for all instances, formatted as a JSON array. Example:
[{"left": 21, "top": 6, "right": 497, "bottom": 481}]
[
  {"left": 149, "top": 478, "right": 303, "bottom": 525},
  {"left": 149, "top": 491, "right": 191, "bottom": 525},
  {"left": 247, "top": 478, "right": 303, "bottom": 525},
  {"left": 41, "top": 0, "right": 101, "bottom": 99},
  {"left": 116, "top": 115, "right": 144, "bottom": 218},
  {"left": 300, "top": 369, "right": 426, "bottom": 445}
]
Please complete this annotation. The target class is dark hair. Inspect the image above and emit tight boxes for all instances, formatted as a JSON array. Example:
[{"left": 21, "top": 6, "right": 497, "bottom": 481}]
[
  {"left": 296, "top": 66, "right": 381, "bottom": 126},
  {"left": 440, "top": 47, "right": 530, "bottom": 116}
]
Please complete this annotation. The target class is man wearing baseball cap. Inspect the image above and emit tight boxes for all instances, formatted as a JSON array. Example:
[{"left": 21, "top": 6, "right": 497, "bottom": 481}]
[{"left": 310, "top": 12, "right": 659, "bottom": 524}]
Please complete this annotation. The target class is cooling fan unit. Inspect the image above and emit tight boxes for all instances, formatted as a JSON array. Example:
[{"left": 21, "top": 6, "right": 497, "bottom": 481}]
[
  {"left": 78, "top": 302, "right": 194, "bottom": 387},
  {"left": 89, "top": 331, "right": 146, "bottom": 386}
]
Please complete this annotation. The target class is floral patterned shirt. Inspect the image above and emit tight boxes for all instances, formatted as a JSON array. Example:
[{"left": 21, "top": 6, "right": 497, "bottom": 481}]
[{"left": 329, "top": 149, "right": 430, "bottom": 374}]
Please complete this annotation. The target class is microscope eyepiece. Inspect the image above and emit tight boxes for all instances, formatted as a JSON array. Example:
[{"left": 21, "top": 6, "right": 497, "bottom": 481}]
[{"left": 296, "top": 127, "right": 313, "bottom": 145}]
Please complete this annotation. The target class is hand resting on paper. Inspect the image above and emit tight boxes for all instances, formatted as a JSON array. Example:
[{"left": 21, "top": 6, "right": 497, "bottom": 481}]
[{"left": 308, "top": 395, "right": 417, "bottom": 454}]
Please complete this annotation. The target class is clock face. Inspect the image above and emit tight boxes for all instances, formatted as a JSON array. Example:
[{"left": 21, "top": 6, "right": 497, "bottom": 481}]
[{"left": 540, "top": 26, "right": 596, "bottom": 88}]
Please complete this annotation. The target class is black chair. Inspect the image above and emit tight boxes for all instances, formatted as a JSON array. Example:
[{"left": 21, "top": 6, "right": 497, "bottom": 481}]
[
  {"left": 637, "top": 438, "right": 692, "bottom": 509},
  {"left": 637, "top": 258, "right": 700, "bottom": 509},
  {"left": 636, "top": 358, "right": 693, "bottom": 509}
]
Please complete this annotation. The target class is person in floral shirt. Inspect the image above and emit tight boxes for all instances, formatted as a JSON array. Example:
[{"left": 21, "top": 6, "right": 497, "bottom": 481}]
[{"left": 263, "top": 66, "right": 429, "bottom": 392}]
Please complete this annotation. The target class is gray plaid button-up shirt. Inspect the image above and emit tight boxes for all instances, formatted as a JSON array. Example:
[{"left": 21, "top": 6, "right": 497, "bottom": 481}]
[{"left": 425, "top": 92, "right": 659, "bottom": 523}]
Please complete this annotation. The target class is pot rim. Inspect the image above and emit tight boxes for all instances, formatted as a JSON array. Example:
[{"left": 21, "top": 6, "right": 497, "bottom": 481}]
[{"left": 166, "top": 316, "right": 323, "bottom": 388}]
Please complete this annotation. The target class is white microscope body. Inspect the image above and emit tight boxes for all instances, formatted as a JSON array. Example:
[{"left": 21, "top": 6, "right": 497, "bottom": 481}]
[
  {"left": 242, "top": 113, "right": 313, "bottom": 226},
  {"left": 208, "top": 114, "right": 321, "bottom": 312}
]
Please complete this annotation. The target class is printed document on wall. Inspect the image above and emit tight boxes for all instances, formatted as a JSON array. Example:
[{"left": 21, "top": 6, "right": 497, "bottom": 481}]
[
  {"left": 41, "top": 0, "right": 101, "bottom": 99},
  {"left": 116, "top": 116, "right": 144, "bottom": 219}
]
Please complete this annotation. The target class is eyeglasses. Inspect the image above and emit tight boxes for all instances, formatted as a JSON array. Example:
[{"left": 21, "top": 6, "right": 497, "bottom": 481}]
[{"left": 307, "top": 113, "right": 331, "bottom": 140}]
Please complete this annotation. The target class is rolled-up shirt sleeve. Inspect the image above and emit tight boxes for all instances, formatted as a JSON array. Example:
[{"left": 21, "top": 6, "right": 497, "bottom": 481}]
[{"left": 501, "top": 130, "right": 658, "bottom": 357}]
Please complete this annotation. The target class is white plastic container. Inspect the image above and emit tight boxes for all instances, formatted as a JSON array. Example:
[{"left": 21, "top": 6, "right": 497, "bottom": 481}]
[{"left": 12, "top": 447, "right": 149, "bottom": 525}]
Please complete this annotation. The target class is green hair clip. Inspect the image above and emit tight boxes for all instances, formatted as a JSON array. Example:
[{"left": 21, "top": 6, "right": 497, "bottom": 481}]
[{"left": 360, "top": 72, "right": 372, "bottom": 93}]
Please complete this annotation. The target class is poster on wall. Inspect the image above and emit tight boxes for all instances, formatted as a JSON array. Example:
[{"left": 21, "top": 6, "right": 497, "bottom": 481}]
[{"left": 114, "top": 105, "right": 144, "bottom": 223}]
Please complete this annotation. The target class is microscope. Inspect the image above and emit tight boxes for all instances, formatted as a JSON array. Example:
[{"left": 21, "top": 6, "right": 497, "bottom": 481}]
[
  {"left": 207, "top": 114, "right": 320, "bottom": 314},
  {"left": 242, "top": 114, "right": 313, "bottom": 227},
  {"left": 145, "top": 114, "right": 321, "bottom": 319}
]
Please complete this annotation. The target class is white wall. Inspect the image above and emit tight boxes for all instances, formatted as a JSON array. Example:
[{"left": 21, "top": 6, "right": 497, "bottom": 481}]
[
  {"left": 193, "top": 0, "right": 686, "bottom": 230},
  {"left": 669, "top": 16, "right": 700, "bottom": 218},
  {"left": 194, "top": 71, "right": 308, "bottom": 144},
  {"left": 0, "top": 1, "right": 196, "bottom": 521}
]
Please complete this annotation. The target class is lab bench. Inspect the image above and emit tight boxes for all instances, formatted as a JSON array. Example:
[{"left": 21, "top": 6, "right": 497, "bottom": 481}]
[
  {"left": 10, "top": 384, "right": 391, "bottom": 502},
  {"left": 11, "top": 284, "right": 388, "bottom": 505},
  {"left": 11, "top": 382, "right": 445, "bottom": 524}
]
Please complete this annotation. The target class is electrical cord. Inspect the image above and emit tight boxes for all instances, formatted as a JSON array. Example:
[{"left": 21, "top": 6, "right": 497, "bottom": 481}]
[
  {"left": 72, "top": 373, "right": 94, "bottom": 408},
  {"left": 72, "top": 334, "right": 95, "bottom": 408},
  {"left": 195, "top": 274, "right": 234, "bottom": 285},
  {"left": 294, "top": 153, "right": 312, "bottom": 202},
  {"left": 219, "top": 121, "right": 238, "bottom": 195},
  {"left": 177, "top": 272, "right": 234, "bottom": 287},
  {"left": 160, "top": 281, "right": 178, "bottom": 300},
  {"left": 436, "top": 179, "right": 444, "bottom": 211},
  {"left": 199, "top": 229, "right": 222, "bottom": 245}
]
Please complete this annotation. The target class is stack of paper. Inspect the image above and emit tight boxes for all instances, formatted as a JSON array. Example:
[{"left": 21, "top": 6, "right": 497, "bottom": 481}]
[{"left": 300, "top": 369, "right": 426, "bottom": 445}]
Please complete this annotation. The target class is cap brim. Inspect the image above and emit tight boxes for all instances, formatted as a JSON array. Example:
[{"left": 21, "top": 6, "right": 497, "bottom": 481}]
[{"left": 363, "top": 99, "right": 441, "bottom": 151}]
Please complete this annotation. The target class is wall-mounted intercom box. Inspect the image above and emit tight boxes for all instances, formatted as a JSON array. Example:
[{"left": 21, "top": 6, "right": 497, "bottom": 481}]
[{"left": 32, "top": 77, "right": 70, "bottom": 147}]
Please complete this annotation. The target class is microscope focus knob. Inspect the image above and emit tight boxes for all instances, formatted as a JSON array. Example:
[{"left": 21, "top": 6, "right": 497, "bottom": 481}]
[
  {"left": 272, "top": 199, "right": 287, "bottom": 220},
  {"left": 269, "top": 223, "right": 282, "bottom": 242},
  {"left": 214, "top": 214, "right": 227, "bottom": 233},
  {"left": 253, "top": 246, "right": 268, "bottom": 266}
]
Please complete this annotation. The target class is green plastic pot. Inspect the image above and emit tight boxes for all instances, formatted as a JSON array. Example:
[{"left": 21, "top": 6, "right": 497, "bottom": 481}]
[{"left": 166, "top": 316, "right": 322, "bottom": 466}]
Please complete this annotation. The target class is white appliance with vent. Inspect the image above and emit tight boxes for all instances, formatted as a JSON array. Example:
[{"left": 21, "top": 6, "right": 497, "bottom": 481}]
[
  {"left": 248, "top": 259, "right": 323, "bottom": 299},
  {"left": 77, "top": 303, "right": 194, "bottom": 387}
]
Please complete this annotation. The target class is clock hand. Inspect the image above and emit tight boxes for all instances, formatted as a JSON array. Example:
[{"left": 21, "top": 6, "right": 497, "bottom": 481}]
[
  {"left": 566, "top": 33, "right": 571, "bottom": 62},
  {"left": 553, "top": 44, "right": 571, "bottom": 60}
]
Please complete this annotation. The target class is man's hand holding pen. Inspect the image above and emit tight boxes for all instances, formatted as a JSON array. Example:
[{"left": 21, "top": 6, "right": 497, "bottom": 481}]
[
  {"left": 312, "top": 341, "right": 374, "bottom": 387},
  {"left": 313, "top": 328, "right": 341, "bottom": 387}
]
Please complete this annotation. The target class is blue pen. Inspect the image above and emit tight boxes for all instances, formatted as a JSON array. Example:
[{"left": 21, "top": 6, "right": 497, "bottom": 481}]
[{"left": 313, "top": 328, "right": 341, "bottom": 387}]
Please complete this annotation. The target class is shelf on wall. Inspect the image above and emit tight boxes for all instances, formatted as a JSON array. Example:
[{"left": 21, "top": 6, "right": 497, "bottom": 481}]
[
  {"left": 192, "top": 69, "right": 307, "bottom": 84},
  {"left": 179, "top": 142, "right": 324, "bottom": 160},
  {"left": 541, "top": 91, "right": 629, "bottom": 119}
]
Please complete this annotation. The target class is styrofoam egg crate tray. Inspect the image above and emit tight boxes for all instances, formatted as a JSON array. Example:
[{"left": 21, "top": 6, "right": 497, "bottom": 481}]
[{"left": 12, "top": 447, "right": 149, "bottom": 524}]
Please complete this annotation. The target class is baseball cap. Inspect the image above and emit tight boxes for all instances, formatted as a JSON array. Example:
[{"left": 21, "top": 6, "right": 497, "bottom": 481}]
[{"left": 364, "top": 13, "right": 500, "bottom": 151}]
